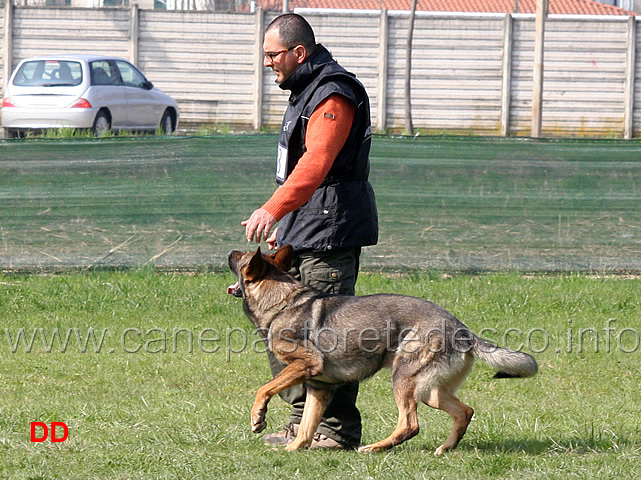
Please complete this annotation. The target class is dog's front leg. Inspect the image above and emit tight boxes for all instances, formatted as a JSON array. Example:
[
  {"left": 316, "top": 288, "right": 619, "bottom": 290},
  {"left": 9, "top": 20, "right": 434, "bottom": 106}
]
[
  {"left": 251, "top": 358, "right": 319, "bottom": 434},
  {"left": 285, "top": 387, "right": 333, "bottom": 451}
]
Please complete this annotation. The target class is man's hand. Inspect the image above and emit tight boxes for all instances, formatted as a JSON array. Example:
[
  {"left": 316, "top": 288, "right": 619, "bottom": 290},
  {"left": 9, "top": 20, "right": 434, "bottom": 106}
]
[
  {"left": 242, "top": 208, "right": 277, "bottom": 244},
  {"left": 266, "top": 227, "right": 278, "bottom": 250}
]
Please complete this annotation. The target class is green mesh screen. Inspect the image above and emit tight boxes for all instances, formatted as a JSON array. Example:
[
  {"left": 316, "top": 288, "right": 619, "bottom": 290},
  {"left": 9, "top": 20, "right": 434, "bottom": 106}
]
[{"left": 2, "top": 135, "right": 640, "bottom": 272}]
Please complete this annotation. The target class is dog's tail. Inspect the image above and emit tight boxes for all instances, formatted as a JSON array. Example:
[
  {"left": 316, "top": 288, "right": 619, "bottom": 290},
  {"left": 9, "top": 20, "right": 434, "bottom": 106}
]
[{"left": 472, "top": 336, "right": 538, "bottom": 378}]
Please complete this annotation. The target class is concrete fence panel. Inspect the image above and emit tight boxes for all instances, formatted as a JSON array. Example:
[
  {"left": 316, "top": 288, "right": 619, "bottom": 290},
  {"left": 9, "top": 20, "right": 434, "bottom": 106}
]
[{"left": 1, "top": 4, "right": 640, "bottom": 138}]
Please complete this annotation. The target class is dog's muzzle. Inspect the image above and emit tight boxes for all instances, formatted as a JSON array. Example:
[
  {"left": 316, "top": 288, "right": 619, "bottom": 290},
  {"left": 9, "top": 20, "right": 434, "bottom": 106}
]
[
  {"left": 227, "top": 281, "right": 243, "bottom": 297},
  {"left": 227, "top": 250, "right": 244, "bottom": 297}
]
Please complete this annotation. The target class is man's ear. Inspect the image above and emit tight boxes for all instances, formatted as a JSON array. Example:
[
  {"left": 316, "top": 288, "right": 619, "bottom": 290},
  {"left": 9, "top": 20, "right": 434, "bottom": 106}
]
[
  {"left": 272, "top": 244, "right": 294, "bottom": 272},
  {"left": 244, "top": 247, "right": 267, "bottom": 281},
  {"left": 292, "top": 44, "right": 307, "bottom": 64}
]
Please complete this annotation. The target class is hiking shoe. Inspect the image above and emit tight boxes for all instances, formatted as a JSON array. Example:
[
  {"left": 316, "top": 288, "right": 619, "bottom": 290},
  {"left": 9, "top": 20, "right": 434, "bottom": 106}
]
[
  {"left": 310, "top": 432, "right": 348, "bottom": 450},
  {"left": 262, "top": 423, "right": 298, "bottom": 446},
  {"left": 262, "top": 423, "right": 354, "bottom": 450}
]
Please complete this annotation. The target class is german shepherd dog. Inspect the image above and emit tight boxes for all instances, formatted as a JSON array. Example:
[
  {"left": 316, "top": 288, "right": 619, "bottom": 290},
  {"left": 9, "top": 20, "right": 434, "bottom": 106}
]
[{"left": 227, "top": 246, "right": 537, "bottom": 454}]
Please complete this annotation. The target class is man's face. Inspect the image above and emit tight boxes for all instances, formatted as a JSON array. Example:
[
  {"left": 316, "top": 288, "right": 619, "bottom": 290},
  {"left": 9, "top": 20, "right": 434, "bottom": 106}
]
[{"left": 263, "top": 28, "right": 305, "bottom": 84}]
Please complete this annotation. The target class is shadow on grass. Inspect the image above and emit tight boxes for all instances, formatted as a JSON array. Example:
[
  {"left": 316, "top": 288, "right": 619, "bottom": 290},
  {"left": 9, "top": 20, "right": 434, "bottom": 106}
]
[{"left": 457, "top": 435, "right": 637, "bottom": 456}]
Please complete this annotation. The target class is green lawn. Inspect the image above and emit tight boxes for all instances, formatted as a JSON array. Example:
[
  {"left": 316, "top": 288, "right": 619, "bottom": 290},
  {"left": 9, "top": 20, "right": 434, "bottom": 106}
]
[{"left": 1, "top": 270, "right": 639, "bottom": 479}]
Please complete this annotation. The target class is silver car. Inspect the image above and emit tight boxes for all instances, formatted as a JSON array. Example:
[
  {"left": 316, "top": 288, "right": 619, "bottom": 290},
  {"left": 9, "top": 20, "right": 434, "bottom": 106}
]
[{"left": 1, "top": 54, "right": 179, "bottom": 138}]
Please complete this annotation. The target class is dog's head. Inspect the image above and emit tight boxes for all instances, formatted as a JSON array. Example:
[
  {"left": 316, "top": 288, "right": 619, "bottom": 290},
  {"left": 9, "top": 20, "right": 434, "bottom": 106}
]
[{"left": 227, "top": 245, "right": 294, "bottom": 298}]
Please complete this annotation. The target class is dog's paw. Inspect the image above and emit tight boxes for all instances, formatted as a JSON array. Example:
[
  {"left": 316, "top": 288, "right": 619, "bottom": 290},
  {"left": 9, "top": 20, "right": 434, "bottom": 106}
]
[
  {"left": 284, "top": 442, "right": 299, "bottom": 452},
  {"left": 434, "top": 445, "right": 446, "bottom": 456},
  {"left": 358, "top": 444, "right": 380, "bottom": 453},
  {"left": 250, "top": 409, "right": 267, "bottom": 433},
  {"left": 285, "top": 439, "right": 309, "bottom": 452},
  {"left": 251, "top": 420, "right": 267, "bottom": 433}
]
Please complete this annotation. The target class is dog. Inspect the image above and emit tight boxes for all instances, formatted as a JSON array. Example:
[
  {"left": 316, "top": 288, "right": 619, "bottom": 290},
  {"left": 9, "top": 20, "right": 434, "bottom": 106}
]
[{"left": 227, "top": 245, "right": 538, "bottom": 454}]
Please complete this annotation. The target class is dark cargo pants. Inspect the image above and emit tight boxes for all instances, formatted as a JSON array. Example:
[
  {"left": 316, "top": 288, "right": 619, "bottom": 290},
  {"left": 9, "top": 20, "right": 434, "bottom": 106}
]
[{"left": 266, "top": 247, "right": 362, "bottom": 447}]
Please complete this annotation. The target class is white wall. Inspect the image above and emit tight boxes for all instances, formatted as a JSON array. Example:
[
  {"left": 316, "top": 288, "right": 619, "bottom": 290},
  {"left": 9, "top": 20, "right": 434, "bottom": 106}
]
[{"left": 1, "top": 5, "right": 640, "bottom": 137}]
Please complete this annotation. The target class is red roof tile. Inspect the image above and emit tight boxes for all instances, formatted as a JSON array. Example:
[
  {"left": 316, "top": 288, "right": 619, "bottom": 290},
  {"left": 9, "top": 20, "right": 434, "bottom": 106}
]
[{"left": 250, "top": 0, "right": 634, "bottom": 15}]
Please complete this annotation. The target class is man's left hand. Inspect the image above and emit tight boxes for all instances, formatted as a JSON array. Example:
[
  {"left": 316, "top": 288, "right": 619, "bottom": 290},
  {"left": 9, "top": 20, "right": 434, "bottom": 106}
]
[{"left": 242, "top": 208, "right": 277, "bottom": 244}]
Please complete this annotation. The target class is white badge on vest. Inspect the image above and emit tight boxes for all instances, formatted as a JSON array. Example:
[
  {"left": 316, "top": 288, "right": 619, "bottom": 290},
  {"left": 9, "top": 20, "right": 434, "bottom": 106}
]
[{"left": 276, "top": 143, "right": 288, "bottom": 182}]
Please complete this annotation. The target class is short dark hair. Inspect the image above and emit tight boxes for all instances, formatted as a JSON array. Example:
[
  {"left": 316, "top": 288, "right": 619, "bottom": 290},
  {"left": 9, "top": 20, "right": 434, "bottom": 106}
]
[{"left": 266, "top": 13, "right": 316, "bottom": 52}]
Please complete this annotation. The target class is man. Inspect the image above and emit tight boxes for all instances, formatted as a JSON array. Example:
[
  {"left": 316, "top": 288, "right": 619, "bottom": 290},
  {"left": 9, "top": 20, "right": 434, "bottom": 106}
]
[{"left": 242, "top": 13, "right": 378, "bottom": 450}]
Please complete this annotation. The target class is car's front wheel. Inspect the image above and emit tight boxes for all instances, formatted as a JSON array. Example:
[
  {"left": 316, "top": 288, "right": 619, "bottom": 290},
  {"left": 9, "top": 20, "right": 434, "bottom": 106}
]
[
  {"left": 160, "top": 110, "right": 174, "bottom": 135},
  {"left": 92, "top": 111, "right": 111, "bottom": 136}
]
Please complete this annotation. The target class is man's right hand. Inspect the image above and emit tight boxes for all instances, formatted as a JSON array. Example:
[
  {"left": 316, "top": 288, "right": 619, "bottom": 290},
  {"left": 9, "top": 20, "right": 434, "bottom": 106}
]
[{"left": 241, "top": 208, "right": 277, "bottom": 244}]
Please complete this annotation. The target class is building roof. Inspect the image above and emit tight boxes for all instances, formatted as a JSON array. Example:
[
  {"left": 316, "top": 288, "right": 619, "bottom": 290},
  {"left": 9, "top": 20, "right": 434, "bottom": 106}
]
[{"left": 250, "top": 0, "right": 635, "bottom": 15}]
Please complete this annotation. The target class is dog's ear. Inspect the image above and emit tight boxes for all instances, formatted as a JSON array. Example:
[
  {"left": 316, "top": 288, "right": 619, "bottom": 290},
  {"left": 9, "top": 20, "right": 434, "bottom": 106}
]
[
  {"left": 244, "top": 247, "right": 267, "bottom": 281},
  {"left": 272, "top": 244, "right": 294, "bottom": 272}
]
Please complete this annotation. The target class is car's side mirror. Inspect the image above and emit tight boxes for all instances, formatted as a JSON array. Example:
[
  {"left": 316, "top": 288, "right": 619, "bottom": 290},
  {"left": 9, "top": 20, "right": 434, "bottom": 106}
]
[{"left": 141, "top": 80, "right": 153, "bottom": 90}]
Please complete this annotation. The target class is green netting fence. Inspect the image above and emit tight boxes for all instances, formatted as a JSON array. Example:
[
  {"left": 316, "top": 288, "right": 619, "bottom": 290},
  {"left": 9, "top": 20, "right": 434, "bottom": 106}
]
[{"left": 1, "top": 135, "right": 641, "bottom": 272}]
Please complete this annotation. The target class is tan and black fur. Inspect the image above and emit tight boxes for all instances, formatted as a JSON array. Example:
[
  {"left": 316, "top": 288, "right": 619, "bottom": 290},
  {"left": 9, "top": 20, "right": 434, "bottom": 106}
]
[{"left": 227, "top": 246, "right": 538, "bottom": 454}]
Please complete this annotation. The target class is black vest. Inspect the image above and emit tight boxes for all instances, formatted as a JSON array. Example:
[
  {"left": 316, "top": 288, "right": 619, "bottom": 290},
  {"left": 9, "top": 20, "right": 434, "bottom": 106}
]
[{"left": 275, "top": 44, "right": 378, "bottom": 252}]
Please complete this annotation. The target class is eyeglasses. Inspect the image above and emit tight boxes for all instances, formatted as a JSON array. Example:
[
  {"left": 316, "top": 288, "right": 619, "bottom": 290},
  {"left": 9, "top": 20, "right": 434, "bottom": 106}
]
[{"left": 263, "top": 47, "right": 293, "bottom": 60}]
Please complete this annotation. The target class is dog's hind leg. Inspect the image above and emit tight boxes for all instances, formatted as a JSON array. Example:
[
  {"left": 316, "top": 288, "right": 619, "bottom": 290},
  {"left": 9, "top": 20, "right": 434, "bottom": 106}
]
[
  {"left": 425, "top": 386, "right": 474, "bottom": 456},
  {"left": 285, "top": 387, "right": 333, "bottom": 451},
  {"left": 358, "top": 377, "right": 420, "bottom": 453}
]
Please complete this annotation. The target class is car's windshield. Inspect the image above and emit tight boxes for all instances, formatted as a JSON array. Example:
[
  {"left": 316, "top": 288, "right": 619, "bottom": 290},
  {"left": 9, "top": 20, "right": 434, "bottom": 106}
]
[{"left": 13, "top": 60, "right": 83, "bottom": 87}]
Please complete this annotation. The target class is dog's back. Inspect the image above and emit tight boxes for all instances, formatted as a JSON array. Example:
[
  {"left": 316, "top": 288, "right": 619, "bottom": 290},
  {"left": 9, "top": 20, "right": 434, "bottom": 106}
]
[{"left": 277, "top": 290, "right": 536, "bottom": 389}]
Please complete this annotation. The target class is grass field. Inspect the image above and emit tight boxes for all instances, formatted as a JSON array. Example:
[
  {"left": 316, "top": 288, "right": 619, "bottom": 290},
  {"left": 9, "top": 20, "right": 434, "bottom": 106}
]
[
  {"left": 2, "top": 135, "right": 641, "bottom": 272},
  {"left": 1, "top": 270, "right": 639, "bottom": 479},
  {"left": 1, "top": 134, "right": 640, "bottom": 478}
]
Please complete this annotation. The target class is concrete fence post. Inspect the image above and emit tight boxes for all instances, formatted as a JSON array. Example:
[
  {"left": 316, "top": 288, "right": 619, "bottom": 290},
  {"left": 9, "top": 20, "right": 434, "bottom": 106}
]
[
  {"left": 623, "top": 16, "right": 636, "bottom": 139},
  {"left": 129, "top": 3, "right": 140, "bottom": 66},
  {"left": 376, "top": 9, "right": 389, "bottom": 133},
  {"left": 253, "top": 6, "right": 265, "bottom": 131},
  {"left": 2, "top": 0, "right": 13, "bottom": 93},
  {"left": 500, "top": 13, "right": 513, "bottom": 137}
]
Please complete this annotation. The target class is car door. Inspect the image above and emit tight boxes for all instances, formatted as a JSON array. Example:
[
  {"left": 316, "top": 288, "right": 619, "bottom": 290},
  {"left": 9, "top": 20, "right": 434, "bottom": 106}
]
[
  {"left": 115, "top": 61, "right": 160, "bottom": 129},
  {"left": 89, "top": 60, "right": 128, "bottom": 128}
]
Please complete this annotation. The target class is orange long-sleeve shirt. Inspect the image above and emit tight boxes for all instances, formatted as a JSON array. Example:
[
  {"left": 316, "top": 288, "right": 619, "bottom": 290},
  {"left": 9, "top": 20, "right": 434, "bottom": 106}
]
[{"left": 261, "top": 94, "right": 357, "bottom": 221}]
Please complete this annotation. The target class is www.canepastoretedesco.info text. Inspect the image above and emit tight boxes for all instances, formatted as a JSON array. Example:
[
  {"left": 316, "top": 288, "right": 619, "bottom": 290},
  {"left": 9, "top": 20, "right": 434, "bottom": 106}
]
[
  {"left": 2, "top": 320, "right": 639, "bottom": 356},
  {"left": 3, "top": 327, "right": 266, "bottom": 358}
]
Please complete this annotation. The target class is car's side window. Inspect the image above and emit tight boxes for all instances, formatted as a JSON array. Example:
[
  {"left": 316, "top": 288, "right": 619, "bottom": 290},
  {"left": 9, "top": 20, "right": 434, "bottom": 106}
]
[
  {"left": 115, "top": 61, "right": 148, "bottom": 89},
  {"left": 90, "top": 61, "right": 122, "bottom": 86}
]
